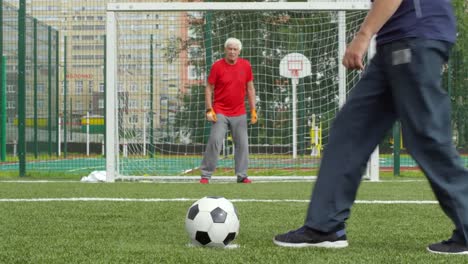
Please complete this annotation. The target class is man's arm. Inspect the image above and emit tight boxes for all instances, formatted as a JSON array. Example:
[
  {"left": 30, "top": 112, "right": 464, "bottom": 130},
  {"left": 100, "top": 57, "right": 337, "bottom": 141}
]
[
  {"left": 205, "top": 83, "right": 217, "bottom": 122},
  {"left": 247, "top": 81, "right": 257, "bottom": 124},
  {"left": 247, "top": 81, "right": 256, "bottom": 111},
  {"left": 342, "top": 0, "right": 403, "bottom": 70},
  {"left": 205, "top": 83, "right": 214, "bottom": 110}
]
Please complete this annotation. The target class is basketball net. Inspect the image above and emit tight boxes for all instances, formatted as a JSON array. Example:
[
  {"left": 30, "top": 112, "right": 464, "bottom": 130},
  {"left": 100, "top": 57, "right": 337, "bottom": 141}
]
[
  {"left": 289, "top": 69, "right": 300, "bottom": 85},
  {"left": 287, "top": 60, "right": 303, "bottom": 83},
  {"left": 290, "top": 69, "right": 299, "bottom": 78}
]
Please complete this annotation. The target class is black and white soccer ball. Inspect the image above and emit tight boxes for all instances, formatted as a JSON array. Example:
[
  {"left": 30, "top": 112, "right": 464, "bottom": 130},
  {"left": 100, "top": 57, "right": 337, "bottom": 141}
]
[{"left": 185, "top": 196, "right": 240, "bottom": 247}]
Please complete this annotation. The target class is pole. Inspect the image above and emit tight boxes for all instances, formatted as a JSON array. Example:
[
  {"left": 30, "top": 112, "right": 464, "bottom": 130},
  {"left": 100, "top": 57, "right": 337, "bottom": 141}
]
[
  {"left": 55, "top": 31, "right": 60, "bottom": 157},
  {"left": 292, "top": 78, "right": 298, "bottom": 159},
  {"left": 143, "top": 112, "right": 147, "bottom": 156},
  {"left": 86, "top": 112, "right": 90, "bottom": 156},
  {"left": 366, "top": 36, "right": 380, "bottom": 181},
  {"left": 18, "top": 0, "right": 26, "bottom": 176},
  {"left": 103, "top": 38, "right": 106, "bottom": 157},
  {"left": 203, "top": 12, "right": 213, "bottom": 143},
  {"left": 58, "top": 116, "right": 61, "bottom": 156},
  {"left": 69, "top": 98, "right": 72, "bottom": 142},
  {"left": 63, "top": 36, "right": 67, "bottom": 158},
  {"left": 105, "top": 11, "right": 118, "bottom": 182},
  {"left": 0, "top": 56, "right": 6, "bottom": 161},
  {"left": 337, "top": 11, "right": 346, "bottom": 109},
  {"left": 0, "top": 0, "right": 4, "bottom": 162},
  {"left": 33, "top": 19, "right": 38, "bottom": 158},
  {"left": 393, "top": 122, "right": 401, "bottom": 176},
  {"left": 48, "top": 26, "right": 52, "bottom": 156},
  {"left": 149, "top": 34, "right": 154, "bottom": 157}
]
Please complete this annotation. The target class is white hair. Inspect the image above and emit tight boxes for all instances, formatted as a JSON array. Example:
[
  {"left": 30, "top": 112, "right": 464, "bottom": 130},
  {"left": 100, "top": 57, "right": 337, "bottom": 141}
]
[{"left": 224, "top": 37, "right": 242, "bottom": 51}]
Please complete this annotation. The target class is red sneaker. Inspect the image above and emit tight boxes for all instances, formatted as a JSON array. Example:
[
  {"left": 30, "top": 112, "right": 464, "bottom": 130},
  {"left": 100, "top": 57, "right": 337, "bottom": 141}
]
[
  {"left": 199, "top": 178, "right": 209, "bottom": 184},
  {"left": 238, "top": 178, "right": 252, "bottom": 184}
]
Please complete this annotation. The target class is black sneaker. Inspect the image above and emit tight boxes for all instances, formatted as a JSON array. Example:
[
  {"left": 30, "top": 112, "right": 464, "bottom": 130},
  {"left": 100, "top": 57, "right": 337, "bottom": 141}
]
[
  {"left": 427, "top": 239, "right": 468, "bottom": 255},
  {"left": 273, "top": 226, "right": 348, "bottom": 248}
]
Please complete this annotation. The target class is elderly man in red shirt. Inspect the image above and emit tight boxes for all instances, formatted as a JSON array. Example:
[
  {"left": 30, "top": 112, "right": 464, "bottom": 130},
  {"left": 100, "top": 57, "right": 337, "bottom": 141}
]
[{"left": 199, "top": 37, "right": 257, "bottom": 184}]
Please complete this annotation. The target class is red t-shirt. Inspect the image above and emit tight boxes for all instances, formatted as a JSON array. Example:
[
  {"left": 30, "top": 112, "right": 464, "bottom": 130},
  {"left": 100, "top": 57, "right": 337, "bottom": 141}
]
[{"left": 208, "top": 58, "right": 254, "bottom": 116}]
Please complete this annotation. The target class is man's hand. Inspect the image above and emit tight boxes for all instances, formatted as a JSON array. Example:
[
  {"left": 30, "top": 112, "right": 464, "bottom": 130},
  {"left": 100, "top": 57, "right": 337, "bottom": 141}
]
[
  {"left": 342, "top": 0, "right": 403, "bottom": 70},
  {"left": 250, "top": 109, "right": 257, "bottom": 124},
  {"left": 206, "top": 108, "right": 217, "bottom": 123},
  {"left": 342, "top": 32, "right": 371, "bottom": 70}
]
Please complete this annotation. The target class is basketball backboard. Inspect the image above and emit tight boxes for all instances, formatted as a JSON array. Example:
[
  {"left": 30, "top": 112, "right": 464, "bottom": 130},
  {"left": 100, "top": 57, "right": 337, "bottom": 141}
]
[{"left": 279, "top": 53, "right": 311, "bottom": 79}]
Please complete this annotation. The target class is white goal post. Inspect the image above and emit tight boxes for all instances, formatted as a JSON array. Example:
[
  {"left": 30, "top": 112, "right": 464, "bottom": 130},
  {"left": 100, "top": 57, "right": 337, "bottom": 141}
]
[{"left": 105, "top": 1, "right": 378, "bottom": 182}]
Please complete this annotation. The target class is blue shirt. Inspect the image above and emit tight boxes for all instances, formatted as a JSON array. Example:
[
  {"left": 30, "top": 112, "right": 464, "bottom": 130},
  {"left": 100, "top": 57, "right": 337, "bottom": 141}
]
[{"left": 375, "top": 0, "right": 457, "bottom": 45}]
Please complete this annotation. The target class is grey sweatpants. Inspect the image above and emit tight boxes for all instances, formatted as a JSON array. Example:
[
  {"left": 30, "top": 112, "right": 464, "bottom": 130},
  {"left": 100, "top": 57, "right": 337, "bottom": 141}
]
[
  {"left": 305, "top": 38, "right": 468, "bottom": 245},
  {"left": 200, "top": 114, "right": 249, "bottom": 179}
]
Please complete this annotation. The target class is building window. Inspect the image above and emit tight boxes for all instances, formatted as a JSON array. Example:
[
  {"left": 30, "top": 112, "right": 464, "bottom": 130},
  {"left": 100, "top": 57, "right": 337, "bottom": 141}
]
[
  {"left": 62, "top": 81, "right": 69, "bottom": 95},
  {"left": 37, "top": 100, "right": 45, "bottom": 109},
  {"left": 88, "top": 80, "right": 94, "bottom": 93},
  {"left": 129, "top": 115, "right": 138, "bottom": 124},
  {"left": 128, "top": 100, "right": 138, "bottom": 109},
  {"left": 99, "top": 83, "right": 105, "bottom": 93},
  {"left": 188, "top": 65, "right": 203, "bottom": 80},
  {"left": 75, "top": 81, "right": 83, "bottom": 94},
  {"left": 7, "top": 85, "right": 15, "bottom": 93},
  {"left": 99, "top": 99, "right": 104, "bottom": 109},
  {"left": 130, "top": 83, "right": 138, "bottom": 93},
  {"left": 37, "top": 84, "right": 45, "bottom": 93},
  {"left": 7, "top": 101, "right": 15, "bottom": 109},
  {"left": 145, "top": 83, "right": 151, "bottom": 93},
  {"left": 76, "top": 101, "right": 84, "bottom": 111}
]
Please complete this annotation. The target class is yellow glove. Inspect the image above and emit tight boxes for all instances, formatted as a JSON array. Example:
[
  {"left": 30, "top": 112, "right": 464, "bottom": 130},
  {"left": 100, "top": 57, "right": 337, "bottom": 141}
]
[
  {"left": 250, "top": 109, "right": 257, "bottom": 124},
  {"left": 206, "top": 108, "right": 217, "bottom": 123}
]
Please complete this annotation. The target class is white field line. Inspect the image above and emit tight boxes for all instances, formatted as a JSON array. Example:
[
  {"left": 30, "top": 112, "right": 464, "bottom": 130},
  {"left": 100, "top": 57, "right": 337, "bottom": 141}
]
[
  {"left": 0, "top": 179, "right": 427, "bottom": 183},
  {"left": 0, "top": 197, "right": 438, "bottom": 204}
]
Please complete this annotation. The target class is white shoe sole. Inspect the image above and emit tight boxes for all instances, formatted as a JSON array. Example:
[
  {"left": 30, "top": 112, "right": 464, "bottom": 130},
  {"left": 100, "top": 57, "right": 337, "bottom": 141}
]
[{"left": 273, "top": 239, "right": 348, "bottom": 248}]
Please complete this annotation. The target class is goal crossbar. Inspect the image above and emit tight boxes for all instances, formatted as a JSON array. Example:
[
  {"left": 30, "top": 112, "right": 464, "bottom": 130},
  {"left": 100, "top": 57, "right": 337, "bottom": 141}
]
[{"left": 107, "top": 2, "right": 371, "bottom": 12}]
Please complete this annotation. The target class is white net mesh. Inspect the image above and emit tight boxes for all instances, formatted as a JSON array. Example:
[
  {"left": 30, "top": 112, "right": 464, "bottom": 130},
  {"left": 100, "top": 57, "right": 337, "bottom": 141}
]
[{"left": 112, "top": 8, "right": 367, "bottom": 176}]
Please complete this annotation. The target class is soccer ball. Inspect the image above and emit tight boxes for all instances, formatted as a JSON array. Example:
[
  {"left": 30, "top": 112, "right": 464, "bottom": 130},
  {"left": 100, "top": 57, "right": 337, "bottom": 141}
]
[{"left": 185, "top": 196, "right": 240, "bottom": 247}]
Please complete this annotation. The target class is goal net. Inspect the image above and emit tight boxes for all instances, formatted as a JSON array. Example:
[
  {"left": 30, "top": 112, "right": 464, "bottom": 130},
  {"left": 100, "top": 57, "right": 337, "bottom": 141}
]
[{"left": 105, "top": 1, "right": 373, "bottom": 181}]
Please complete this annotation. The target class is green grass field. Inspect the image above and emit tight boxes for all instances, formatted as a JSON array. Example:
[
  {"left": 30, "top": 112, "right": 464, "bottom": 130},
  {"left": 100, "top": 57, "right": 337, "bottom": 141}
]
[{"left": 0, "top": 177, "right": 466, "bottom": 264}]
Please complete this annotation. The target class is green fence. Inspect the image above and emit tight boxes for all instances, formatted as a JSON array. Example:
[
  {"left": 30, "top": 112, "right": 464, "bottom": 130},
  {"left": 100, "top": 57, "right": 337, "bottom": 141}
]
[
  {"left": 0, "top": 1, "right": 60, "bottom": 176},
  {"left": 0, "top": 0, "right": 107, "bottom": 177}
]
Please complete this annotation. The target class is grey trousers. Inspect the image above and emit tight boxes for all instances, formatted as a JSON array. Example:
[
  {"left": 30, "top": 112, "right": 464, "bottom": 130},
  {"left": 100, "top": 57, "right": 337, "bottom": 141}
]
[
  {"left": 305, "top": 38, "right": 468, "bottom": 244},
  {"left": 200, "top": 114, "right": 249, "bottom": 179}
]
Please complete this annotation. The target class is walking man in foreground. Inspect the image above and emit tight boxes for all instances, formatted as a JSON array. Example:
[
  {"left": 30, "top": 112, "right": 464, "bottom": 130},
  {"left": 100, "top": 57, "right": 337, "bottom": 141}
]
[{"left": 274, "top": 0, "right": 468, "bottom": 254}]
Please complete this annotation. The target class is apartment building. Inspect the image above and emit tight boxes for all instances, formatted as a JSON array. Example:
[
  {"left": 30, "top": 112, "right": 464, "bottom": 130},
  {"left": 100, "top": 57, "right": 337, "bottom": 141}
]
[{"left": 9, "top": 0, "right": 200, "bottom": 135}]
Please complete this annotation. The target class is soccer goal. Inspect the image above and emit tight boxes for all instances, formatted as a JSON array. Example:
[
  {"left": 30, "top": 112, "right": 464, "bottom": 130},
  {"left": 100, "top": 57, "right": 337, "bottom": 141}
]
[{"left": 105, "top": 1, "right": 378, "bottom": 182}]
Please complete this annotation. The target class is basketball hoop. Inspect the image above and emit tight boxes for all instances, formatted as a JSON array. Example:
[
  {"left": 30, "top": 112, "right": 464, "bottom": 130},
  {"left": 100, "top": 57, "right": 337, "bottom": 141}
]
[
  {"left": 279, "top": 53, "right": 311, "bottom": 79},
  {"left": 288, "top": 60, "right": 303, "bottom": 78}
]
